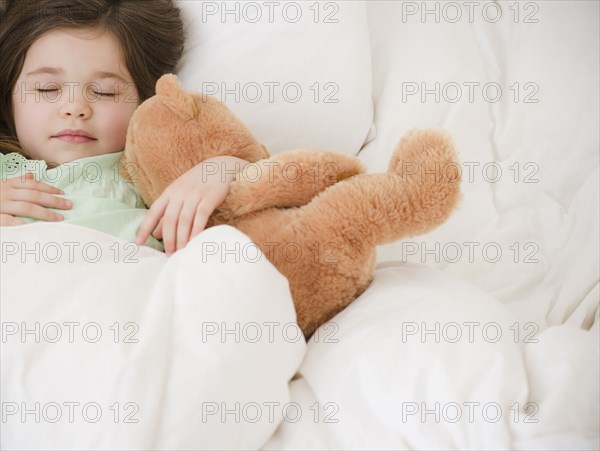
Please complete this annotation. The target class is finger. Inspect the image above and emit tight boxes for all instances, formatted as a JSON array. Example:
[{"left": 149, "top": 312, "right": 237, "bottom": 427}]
[
  {"left": 2, "top": 171, "right": 34, "bottom": 184},
  {"left": 10, "top": 188, "right": 72, "bottom": 210},
  {"left": 136, "top": 196, "right": 168, "bottom": 245},
  {"left": 0, "top": 214, "right": 26, "bottom": 227},
  {"left": 3, "top": 171, "right": 34, "bottom": 184},
  {"left": 9, "top": 173, "right": 65, "bottom": 195},
  {"left": 162, "top": 198, "right": 184, "bottom": 256},
  {"left": 175, "top": 197, "right": 203, "bottom": 251},
  {"left": 190, "top": 195, "right": 219, "bottom": 241},
  {"left": 3, "top": 201, "right": 64, "bottom": 222},
  {"left": 153, "top": 218, "right": 164, "bottom": 240}
]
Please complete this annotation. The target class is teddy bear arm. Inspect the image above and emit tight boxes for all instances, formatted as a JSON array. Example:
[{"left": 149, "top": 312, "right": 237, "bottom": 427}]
[{"left": 218, "top": 149, "right": 365, "bottom": 218}]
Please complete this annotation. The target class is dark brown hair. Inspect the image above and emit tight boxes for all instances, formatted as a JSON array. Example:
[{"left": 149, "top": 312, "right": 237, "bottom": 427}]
[{"left": 0, "top": 0, "right": 185, "bottom": 155}]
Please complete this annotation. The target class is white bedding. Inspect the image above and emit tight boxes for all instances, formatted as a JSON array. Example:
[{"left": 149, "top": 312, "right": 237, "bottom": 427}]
[
  {"left": 265, "top": 263, "right": 599, "bottom": 450},
  {"left": 1, "top": 224, "right": 305, "bottom": 449},
  {"left": 1, "top": 1, "right": 598, "bottom": 450},
  {"left": 267, "top": 0, "right": 599, "bottom": 449}
]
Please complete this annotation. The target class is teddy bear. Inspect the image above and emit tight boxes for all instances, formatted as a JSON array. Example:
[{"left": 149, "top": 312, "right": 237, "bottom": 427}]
[{"left": 119, "top": 74, "right": 462, "bottom": 338}]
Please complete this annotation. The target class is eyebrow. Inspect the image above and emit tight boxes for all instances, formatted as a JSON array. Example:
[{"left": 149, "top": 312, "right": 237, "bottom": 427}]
[{"left": 25, "top": 67, "right": 129, "bottom": 83}]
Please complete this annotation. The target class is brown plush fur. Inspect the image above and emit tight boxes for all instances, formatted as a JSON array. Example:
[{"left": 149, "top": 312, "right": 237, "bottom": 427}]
[{"left": 120, "top": 74, "right": 462, "bottom": 338}]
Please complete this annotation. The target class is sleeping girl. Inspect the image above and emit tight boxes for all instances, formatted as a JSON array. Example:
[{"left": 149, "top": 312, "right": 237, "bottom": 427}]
[{"left": 0, "top": 0, "right": 248, "bottom": 255}]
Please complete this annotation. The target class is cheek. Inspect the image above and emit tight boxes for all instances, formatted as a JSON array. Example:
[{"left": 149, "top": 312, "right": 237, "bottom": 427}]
[
  {"left": 99, "top": 103, "right": 138, "bottom": 147},
  {"left": 12, "top": 89, "right": 47, "bottom": 144},
  {"left": 12, "top": 90, "right": 29, "bottom": 133}
]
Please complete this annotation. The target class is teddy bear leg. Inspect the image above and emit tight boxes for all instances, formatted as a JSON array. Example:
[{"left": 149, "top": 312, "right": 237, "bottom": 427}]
[
  {"left": 243, "top": 209, "right": 374, "bottom": 338},
  {"left": 233, "top": 207, "right": 375, "bottom": 339}
]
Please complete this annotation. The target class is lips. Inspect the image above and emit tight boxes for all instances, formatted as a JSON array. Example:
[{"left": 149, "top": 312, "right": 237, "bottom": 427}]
[{"left": 52, "top": 129, "right": 97, "bottom": 143}]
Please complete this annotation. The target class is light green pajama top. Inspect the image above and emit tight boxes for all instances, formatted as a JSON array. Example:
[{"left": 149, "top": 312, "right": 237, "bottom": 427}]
[{"left": 0, "top": 151, "right": 164, "bottom": 252}]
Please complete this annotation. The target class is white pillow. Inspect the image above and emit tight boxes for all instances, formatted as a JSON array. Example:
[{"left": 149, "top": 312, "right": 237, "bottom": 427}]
[{"left": 176, "top": 0, "right": 374, "bottom": 155}]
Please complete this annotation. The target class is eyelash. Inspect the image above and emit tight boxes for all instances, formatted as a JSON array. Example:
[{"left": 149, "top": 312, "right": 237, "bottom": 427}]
[{"left": 37, "top": 88, "right": 115, "bottom": 97}]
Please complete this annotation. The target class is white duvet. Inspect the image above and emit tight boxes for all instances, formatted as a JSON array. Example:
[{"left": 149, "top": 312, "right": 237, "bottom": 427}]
[{"left": 1, "top": 224, "right": 305, "bottom": 449}]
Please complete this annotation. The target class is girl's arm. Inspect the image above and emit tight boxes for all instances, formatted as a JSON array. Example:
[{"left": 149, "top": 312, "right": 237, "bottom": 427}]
[{"left": 135, "top": 155, "right": 249, "bottom": 256}]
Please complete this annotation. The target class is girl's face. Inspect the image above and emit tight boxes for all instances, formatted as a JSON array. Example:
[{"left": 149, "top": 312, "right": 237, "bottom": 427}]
[{"left": 11, "top": 28, "right": 140, "bottom": 165}]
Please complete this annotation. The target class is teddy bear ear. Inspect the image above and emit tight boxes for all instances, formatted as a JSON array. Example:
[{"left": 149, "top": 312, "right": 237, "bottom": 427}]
[{"left": 155, "top": 73, "right": 198, "bottom": 120}]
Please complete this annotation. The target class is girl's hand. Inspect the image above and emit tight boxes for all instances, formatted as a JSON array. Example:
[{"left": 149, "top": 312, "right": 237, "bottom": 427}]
[
  {"left": 0, "top": 172, "right": 72, "bottom": 226},
  {"left": 135, "top": 156, "right": 248, "bottom": 256}
]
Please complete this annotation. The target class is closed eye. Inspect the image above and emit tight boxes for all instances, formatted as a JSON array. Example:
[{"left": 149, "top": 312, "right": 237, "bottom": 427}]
[{"left": 36, "top": 89, "right": 114, "bottom": 97}]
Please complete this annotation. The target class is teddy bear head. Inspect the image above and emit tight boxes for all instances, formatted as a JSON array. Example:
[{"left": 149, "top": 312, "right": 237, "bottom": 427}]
[{"left": 119, "top": 74, "right": 268, "bottom": 206}]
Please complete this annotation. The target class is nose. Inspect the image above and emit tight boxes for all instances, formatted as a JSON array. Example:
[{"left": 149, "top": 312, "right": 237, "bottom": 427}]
[
  {"left": 60, "top": 92, "right": 93, "bottom": 119},
  {"left": 61, "top": 104, "right": 92, "bottom": 119}
]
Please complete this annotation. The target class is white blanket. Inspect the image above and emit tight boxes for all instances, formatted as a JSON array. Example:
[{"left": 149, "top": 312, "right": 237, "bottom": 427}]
[
  {"left": 1, "top": 223, "right": 305, "bottom": 449},
  {"left": 265, "top": 263, "right": 599, "bottom": 450}
]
